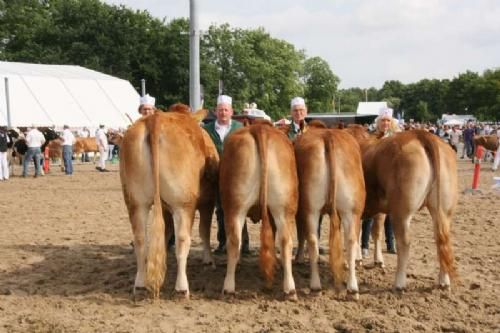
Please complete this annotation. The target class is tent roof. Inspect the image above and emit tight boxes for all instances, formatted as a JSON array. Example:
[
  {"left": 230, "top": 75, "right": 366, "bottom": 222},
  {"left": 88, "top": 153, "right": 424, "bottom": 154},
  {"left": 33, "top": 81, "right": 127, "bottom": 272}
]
[{"left": 0, "top": 61, "right": 140, "bottom": 129}]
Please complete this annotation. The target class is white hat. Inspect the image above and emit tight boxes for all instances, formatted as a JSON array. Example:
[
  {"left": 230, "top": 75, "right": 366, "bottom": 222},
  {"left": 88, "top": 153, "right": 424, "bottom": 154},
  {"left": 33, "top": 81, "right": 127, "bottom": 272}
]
[
  {"left": 291, "top": 97, "right": 306, "bottom": 108},
  {"left": 379, "top": 107, "right": 393, "bottom": 119},
  {"left": 140, "top": 94, "right": 155, "bottom": 107},
  {"left": 217, "top": 95, "right": 232, "bottom": 106}
]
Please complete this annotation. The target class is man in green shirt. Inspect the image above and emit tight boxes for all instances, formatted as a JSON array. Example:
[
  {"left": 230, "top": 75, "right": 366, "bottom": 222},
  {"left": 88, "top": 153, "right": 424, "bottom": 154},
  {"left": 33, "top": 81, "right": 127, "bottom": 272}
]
[{"left": 203, "top": 95, "right": 248, "bottom": 254}]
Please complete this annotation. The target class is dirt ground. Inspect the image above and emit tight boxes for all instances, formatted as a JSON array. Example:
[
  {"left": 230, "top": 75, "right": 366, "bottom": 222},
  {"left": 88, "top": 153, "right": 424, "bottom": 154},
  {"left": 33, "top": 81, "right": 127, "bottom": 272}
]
[{"left": 0, "top": 158, "right": 499, "bottom": 333}]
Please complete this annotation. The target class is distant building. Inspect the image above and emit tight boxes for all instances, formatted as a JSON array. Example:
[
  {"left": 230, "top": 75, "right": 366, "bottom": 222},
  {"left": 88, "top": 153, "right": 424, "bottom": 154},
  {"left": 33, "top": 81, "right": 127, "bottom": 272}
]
[{"left": 441, "top": 114, "right": 476, "bottom": 126}]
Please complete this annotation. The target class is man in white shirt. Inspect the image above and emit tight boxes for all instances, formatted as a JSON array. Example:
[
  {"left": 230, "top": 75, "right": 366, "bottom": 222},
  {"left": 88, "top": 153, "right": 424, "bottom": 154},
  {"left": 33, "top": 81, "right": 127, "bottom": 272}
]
[
  {"left": 95, "top": 124, "right": 109, "bottom": 172},
  {"left": 22, "top": 126, "right": 45, "bottom": 178},
  {"left": 62, "top": 125, "right": 76, "bottom": 175}
]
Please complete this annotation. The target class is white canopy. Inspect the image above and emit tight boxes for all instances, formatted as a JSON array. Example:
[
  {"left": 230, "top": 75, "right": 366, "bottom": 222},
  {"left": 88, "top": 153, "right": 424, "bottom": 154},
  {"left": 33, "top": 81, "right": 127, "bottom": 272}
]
[
  {"left": 356, "top": 102, "right": 388, "bottom": 115},
  {"left": 0, "top": 61, "right": 141, "bottom": 130}
]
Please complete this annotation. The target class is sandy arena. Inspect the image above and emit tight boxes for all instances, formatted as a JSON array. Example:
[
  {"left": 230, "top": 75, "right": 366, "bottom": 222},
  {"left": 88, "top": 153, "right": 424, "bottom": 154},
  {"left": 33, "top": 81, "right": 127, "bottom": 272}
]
[{"left": 0, "top": 159, "right": 499, "bottom": 333}]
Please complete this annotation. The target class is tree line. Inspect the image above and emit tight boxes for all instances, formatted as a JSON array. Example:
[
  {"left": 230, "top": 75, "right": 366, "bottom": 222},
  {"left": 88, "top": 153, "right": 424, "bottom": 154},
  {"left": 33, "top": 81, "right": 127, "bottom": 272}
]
[{"left": 1, "top": 0, "right": 498, "bottom": 121}]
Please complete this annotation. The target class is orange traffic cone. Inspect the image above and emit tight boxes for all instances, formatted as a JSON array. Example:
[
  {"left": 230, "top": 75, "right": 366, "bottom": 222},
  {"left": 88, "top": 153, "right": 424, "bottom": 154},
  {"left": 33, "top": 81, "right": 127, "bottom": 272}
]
[
  {"left": 43, "top": 146, "right": 50, "bottom": 173},
  {"left": 471, "top": 145, "right": 484, "bottom": 191}
]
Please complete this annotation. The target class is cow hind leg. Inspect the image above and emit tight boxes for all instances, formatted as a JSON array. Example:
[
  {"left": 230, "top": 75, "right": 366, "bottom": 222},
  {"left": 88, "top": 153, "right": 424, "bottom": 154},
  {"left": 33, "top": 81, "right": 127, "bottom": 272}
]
[
  {"left": 198, "top": 205, "right": 215, "bottom": 267},
  {"left": 428, "top": 207, "right": 456, "bottom": 289},
  {"left": 128, "top": 204, "right": 150, "bottom": 294},
  {"left": 173, "top": 208, "right": 195, "bottom": 298},
  {"left": 392, "top": 214, "right": 413, "bottom": 291},
  {"left": 341, "top": 211, "right": 359, "bottom": 299},
  {"left": 371, "top": 213, "right": 386, "bottom": 268},
  {"left": 294, "top": 212, "right": 307, "bottom": 264},
  {"left": 306, "top": 211, "right": 322, "bottom": 291},
  {"left": 222, "top": 211, "right": 244, "bottom": 295},
  {"left": 272, "top": 208, "right": 296, "bottom": 299}
]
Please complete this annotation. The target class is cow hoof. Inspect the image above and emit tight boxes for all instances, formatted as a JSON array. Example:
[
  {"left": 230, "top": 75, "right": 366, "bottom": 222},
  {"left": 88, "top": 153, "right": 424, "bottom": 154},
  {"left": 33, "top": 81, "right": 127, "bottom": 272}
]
[
  {"left": 131, "top": 286, "right": 148, "bottom": 302},
  {"left": 309, "top": 288, "right": 322, "bottom": 296},
  {"left": 174, "top": 290, "right": 190, "bottom": 300},
  {"left": 284, "top": 290, "right": 298, "bottom": 302},
  {"left": 355, "top": 259, "right": 363, "bottom": 268},
  {"left": 438, "top": 284, "right": 451, "bottom": 291},
  {"left": 393, "top": 286, "right": 406, "bottom": 295},
  {"left": 221, "top": 290, "right": 235, "bottom": 300},
  {"left": 374, "top": 261, "right": 385, "bottom": 269},
  {"left": 346, "top": 290, "right": 359, "bottom": 301}
]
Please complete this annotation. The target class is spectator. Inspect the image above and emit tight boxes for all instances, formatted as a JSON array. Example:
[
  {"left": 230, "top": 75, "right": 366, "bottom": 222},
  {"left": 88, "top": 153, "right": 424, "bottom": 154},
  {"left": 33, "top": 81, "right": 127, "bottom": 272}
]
[
  {"left": 203, "top": 95, "right": 247, "bottom": 255},
  {"left": 361, "top": 107, "right": 400, "bottom": 257},
  {"left": 95, "top": 125, "right": 109, "bottom": 172},
  {"left": 22, "top": 126, "right": 45, "bottom": 178},
  {"left": 461, "top": 122, "right": 475, "bottom": 159},
  {"left": 62, "top": 125, "right": 75, "bottom": 175},
  {"left": 0, "top": 127, "right": 10, "bottom": 181},
  {"left": 138, "top": 94, "right": 156, "bottom": 116}
]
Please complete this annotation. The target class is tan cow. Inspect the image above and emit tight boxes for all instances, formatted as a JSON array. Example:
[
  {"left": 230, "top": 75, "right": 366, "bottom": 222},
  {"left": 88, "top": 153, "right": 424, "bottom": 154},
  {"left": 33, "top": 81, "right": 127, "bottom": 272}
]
[
  {"left": 294, "top": 126, "right": 365, "bottom": 298},
  {"left": 120, "top": 104, "right": 219, "bottom": 299},
  {"left": 73, "top": 137, "right": 99, "bottom": 163},
  {"left": 220, "top": 123, "right": 298, "bottom": 299},
  {"left": 346, "top": 126, "right": 458, "bottom": 291}
]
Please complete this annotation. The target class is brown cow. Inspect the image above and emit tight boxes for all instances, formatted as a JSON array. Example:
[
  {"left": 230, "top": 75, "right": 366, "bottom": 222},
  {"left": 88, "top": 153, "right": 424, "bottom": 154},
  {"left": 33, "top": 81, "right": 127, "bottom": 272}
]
[
  {"left": 294, "top": 127, "right": 365, "bottom": 298},
  {"left": 220, "top": 123, "right": 298, "bottom": 299},
  {"left": 346, "top": 126, "right": 458, "bottom": 291},
  {"left": 120, "top": 104, "right": 219, "bottom": 299},
  {"left": 473, "top": 134, "right": 498, "bottom": 152}
]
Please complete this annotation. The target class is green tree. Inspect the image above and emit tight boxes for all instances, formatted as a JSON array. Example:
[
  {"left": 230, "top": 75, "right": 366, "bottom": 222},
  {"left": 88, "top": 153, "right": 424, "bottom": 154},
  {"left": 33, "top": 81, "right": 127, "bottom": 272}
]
[{"left": 302, "top": 56, "right": 339, "bottom": 113}]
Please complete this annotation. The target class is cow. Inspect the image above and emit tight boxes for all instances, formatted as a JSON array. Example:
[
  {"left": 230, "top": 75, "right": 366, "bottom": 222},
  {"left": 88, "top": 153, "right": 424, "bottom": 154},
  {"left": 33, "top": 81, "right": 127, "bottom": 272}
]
[
  {"left": 120, "top": 104, "right": 219, "bottom": 299},
  {"left": 473, "top": 134, "right": 498, "bottom": 152},
  {"left": 345, "top": 125, "right": 458, "bottom": 291},
  {"left": 73, "top": 137, "right": 99, "bottom": 163},
  {"left": 294, "top": 125, "right": 365, "bottom": 299},
  {"left": 220, "top": 123, "right": 298, "bottom": 299}
]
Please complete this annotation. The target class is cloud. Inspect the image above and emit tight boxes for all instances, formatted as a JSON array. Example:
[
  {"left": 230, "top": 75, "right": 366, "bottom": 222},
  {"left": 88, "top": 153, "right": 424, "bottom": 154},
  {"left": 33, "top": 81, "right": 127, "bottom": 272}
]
[{"left": 103, "top": 0, "right": 500, "bottom": 88}]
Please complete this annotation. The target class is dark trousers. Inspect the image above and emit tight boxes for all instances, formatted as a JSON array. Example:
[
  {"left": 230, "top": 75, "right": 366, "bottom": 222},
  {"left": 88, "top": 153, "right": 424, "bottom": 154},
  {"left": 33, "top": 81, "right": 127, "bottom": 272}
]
[
  {"left": 361, "top": 216, "right": 395, "bottom": 251},
  {"left": 384, "top": 216, "right": 395, "bottom": 251}
]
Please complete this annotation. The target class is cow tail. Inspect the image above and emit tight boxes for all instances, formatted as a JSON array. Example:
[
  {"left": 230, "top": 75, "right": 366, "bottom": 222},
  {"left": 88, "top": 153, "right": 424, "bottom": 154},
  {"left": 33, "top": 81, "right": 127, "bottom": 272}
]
[
  {"left": 418, "top": 132, "right": 457, "bottom": 282},
  {"left": 325, "top": 134, "right": 344, "bottom": 289},
  {"left": 252, "top": 126, "right": 275, "bottom": 287},
  {"left": 145, "top": 113, "right": 166, "bottom": 298}
]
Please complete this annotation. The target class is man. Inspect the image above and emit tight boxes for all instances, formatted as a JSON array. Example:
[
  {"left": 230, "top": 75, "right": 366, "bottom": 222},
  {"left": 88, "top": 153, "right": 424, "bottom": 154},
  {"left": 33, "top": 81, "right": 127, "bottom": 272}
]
[
  {"left": 138, "top": 94, "right": 156, "bottom": 116},
  {"left": 0, "top": 127, "right": 10, "bottom": 181},
  {"left": 62, "top": 125, "right": 75, "bottom": 175},
  {"left": 448, "top": 125, "right": 462, "bottom": 153},
  {"left": 22, "top": 126, "right": 45, "bottom": 178},
  {"left": 203, "top": 95, "right": 246, "bottom": 254},
  {"left": 95, "top": 124, "right": 109, "bottom": 172},
  {"left": 287, "top": 97, "right": 308, "bottom": 141},
  {"left": 462, "top": 122, "right": 475, "bottom": 159}
]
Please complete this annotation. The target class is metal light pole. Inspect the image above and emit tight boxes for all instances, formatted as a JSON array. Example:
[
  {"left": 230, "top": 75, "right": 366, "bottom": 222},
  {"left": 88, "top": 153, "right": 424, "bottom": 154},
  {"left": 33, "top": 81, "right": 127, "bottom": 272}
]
[
  {"left": 4, "top": 77, "right": 12, "bottom": 127},
  {"left": 140, "top": 79, "right": 146, "bottom": 96},
  {"left": 189, "top": 0, "right": 201, "bottom": 112}
]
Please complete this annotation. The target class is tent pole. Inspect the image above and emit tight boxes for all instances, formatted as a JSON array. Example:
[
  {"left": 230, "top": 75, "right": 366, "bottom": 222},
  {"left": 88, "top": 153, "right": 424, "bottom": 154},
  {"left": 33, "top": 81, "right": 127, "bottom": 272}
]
[{"left": 4, "top": 77, "right": 12, "bottom": 128}]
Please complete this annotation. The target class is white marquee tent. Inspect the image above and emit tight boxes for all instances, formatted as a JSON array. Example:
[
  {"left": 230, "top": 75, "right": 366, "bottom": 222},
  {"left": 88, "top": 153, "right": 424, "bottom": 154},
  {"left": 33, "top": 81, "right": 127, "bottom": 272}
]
[{"left": 0, "top": 61, "right": 141, "bottom": 130}]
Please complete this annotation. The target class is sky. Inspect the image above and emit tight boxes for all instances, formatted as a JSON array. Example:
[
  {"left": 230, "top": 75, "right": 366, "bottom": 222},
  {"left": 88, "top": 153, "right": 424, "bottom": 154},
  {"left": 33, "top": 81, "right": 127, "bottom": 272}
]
[{"left": 103, "top": 0, "right": 499, "bottom": 89}]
